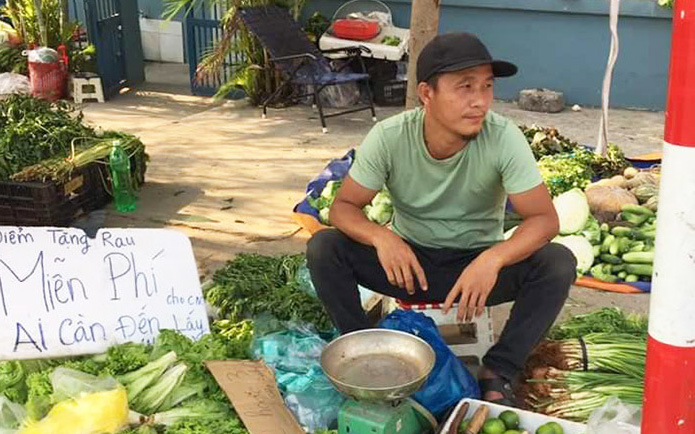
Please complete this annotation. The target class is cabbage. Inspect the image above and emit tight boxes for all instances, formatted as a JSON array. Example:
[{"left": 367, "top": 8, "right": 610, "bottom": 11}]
[
  {"left": 553, "top": 235, "right": 595, "bottom": 275},
  {"left": 553, "top": 188, "right": 590, "bottom": 235}
]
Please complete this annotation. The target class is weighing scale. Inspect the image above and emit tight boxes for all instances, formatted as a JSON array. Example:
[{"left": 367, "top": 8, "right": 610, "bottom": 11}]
[{"left": 321, "top": 329, "right": 438, "bottom": 434}]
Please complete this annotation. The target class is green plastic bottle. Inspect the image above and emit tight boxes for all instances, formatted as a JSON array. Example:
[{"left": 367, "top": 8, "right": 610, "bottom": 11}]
[{"left": 109, "top": 140, "right": 136, "bottom": 213}]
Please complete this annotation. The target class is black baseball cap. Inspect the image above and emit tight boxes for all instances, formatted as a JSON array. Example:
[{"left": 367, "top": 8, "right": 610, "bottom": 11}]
[{"left": 416, "top": 33, "right": 518, "bottom": 83}]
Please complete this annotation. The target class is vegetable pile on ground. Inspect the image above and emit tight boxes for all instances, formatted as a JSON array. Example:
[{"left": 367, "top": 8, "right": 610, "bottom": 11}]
[
  {"left": 0, "top": 253, "right": 337, "bottom": 433},
  {"left": 0, "top": 94, "right": 147, "bottom": 185},
  {"left": 520, "top": 125, "right": 629, "bottom": 197},
  {"left": 520, "top": 308, "right": 647, "bottom": 422},
  {"left": 205, "top": 253, "right": 334, "bottom": 333},
  {"left": 523, "top": 186, "right": 658, "bottom": 284},
  {"left": 307, "top": 180, "right": 393, "bottom": 226},
  {"left": 0, "top": 328, "right": 253, "bottom": 433}
]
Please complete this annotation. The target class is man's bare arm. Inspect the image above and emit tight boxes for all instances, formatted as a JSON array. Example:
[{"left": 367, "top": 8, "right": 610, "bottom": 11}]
[{"left": 329, "top": 176, "right": 428, "bottom": 293}]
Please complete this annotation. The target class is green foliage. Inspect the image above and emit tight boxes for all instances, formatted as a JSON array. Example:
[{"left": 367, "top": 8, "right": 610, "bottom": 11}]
[
  {"left": 548, "top": 307, "right": 648, "bottom": 340},
  {"left": 162, "top": 0, "right": 309, "bottom": 104},
  {"left": 207, "top": 254, "right": 333, "bottom": 331}
]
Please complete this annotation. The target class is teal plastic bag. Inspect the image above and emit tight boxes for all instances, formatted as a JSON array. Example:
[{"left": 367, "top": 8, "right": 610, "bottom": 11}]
[{"left": 252, "top": 320, "right": 344, "bottom": 432}]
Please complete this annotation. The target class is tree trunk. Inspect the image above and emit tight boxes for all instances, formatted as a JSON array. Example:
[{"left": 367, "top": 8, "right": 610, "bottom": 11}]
[
  {"left": 32, "top": 0, "right": 48, "bottom": 47},
  {"left": 60, "top": 0, "right": 70, "bottom": 38},
  {"left": 405, "top": 0, "right": 440, "bottom": 110}
]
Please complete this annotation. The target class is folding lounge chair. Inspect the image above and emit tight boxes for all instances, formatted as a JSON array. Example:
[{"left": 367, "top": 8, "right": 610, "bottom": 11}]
[{"left": 238, "top": 5, "right": 377, "bottom": 133}]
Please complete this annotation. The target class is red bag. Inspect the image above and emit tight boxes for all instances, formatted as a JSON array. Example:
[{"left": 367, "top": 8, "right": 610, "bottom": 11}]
[
  {"left": 28, "top": 45, "right": 68, "bottom": 101},
  {"left": 332, "top": 18, "right": 380, "bottom": 41}
]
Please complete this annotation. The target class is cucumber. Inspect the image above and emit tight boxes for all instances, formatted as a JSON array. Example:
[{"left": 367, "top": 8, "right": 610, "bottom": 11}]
[
  {"left": 612, "top": 264, "right": 625, "bottom": 273},
  {"left": 592, "top": 245, "right": 601, "bottom": 257},
  {"left": 625, "top": 264, "right": 654, "bottom": 276},
  {"left": 621, "top": 204, "right": 655, "bottom": 216},
  {"left": 618, "top": 237, "right": 633, "bottom": 253},
  {"left": 601, "top": 234, "right": 615, "bottom": 253},
  {"left": 600, "top": 223, "right": 610, "bottom": 233},
  {"left": 611, "top": 226, "right": 634, "bottom": 237},
  {"left": 600, "top": 254, "right": 622, "bottom": 265},
  {"left": 629, "top": 242, "right": 645, "bottom": 252},
  {"left": 623, "top": 251, "right": 654, "bottom": 264},
  {"left": 595, "top": 273, "right": 619, "bottom": 283},
  {"left": 625, "top": 274, "right": 639, "bottom": 283},
  {"left": 609, "top": 238, "right": 621, "bottom": 256},
  {"left": 618, "top": 271, "right": 628, "bottom": 279},
  {"left": 622, "top": 212, "right": 650, "bottom": 226}
]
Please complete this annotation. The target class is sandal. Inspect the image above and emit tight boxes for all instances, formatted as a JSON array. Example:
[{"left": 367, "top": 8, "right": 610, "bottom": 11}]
[{"left": 478, "top": 376, "right": 518, "bottom": 407}]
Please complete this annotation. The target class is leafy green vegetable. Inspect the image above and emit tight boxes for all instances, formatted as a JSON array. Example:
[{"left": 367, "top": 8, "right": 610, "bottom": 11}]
[
  {"left": 119, "top": 351, "right": 178, "bottom": 406},
  {"left": 581, "top": 216, "right": 602, "bottom": 245},
  {"left": 150, "top": 398, "right": 230, "bottom": 427},
  {"left": 365, "top": 190, "right": 393, "bottom": 225},
  {"left": 538, "top": 152, "right": 594, "bottom": 197},
  {"left": 308, "top": 180, "right": 394, "bottom": 226},
  {"left": 206, "top": 254, "right": 333, "bottom": 331},
  {"left": 25, "top": 370, "right": 53, "bottom": 421},
  {"left": 549, "top": 307, "right": 648, "bottom": 340},
  {"left": 521, "top": 125, "right": 578, "bottom": 159},
  {"left": 101, "top": 342, "right": 152, "bottom": 375},
  {"left": 0, "top": 94, "right": 95, "bottom": 181},
  {"left": 381, "top": 35, "right": 401, "bottom": 46},
  {"left": 0, "top": 361, "right": 27, "bottom": 403},
  {"left": 132, "top": 363, "right": 188, "bottom": 415},
  {"left": 164, "top": 416, "right": 248, "bottom": 434}
]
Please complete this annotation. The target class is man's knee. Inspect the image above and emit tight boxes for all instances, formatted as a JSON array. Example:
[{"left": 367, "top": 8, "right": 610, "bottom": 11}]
[
  {"left": 534, "top": 243, "right": 577, "bottom": 295},
  {"left": 306, "top": 229, "right": 346, "bottom": 269}
]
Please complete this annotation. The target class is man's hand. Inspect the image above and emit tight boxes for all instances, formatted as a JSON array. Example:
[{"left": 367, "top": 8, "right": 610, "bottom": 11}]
[
  {"left": 443, "top": 253, "right": 502, "bottom": 322},
  {"left": 373, "top": 231, "right": 428, "bottom": 295}
]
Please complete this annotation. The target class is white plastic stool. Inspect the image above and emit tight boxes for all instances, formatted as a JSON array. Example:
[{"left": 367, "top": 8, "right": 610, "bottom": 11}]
[
  {"left": 397, "top": 300, "right": 495, "bottom": 364},
  {"left": 73, "top": 74, "right": 105, "bottom": 103}
]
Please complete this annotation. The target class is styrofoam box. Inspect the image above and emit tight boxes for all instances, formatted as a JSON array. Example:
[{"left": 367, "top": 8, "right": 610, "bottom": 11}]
[
  {"left": 319, "top": 25, "right": 410, "bottom": 62},
  {"left": 441, "top": 399, "right": 587, "bottom": 434}
]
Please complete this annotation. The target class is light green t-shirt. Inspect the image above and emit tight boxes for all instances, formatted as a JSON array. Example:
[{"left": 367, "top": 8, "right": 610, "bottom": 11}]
[{"left": 349, "top": 108, "right": 542, "bottom": 249}]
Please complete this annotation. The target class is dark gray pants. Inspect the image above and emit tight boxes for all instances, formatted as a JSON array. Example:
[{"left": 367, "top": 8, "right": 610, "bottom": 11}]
[{"left": 306, "top": 229, "right": 576, "bottom": 381}]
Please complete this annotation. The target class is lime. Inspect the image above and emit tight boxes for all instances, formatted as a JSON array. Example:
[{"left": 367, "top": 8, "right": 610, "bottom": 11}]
[
  {"left": 546, "top": 421, "right": 564, "bottom": 434},
  {"left": 536, "top": 424, "right": 555, "bottom": 434},
  {"left": 499, "top": 410, "right": 520, "bottom": 429},
  {"left": 483, "top": 418, "right": 507, "bottom": 434},
  {"left": 503, "top": 431, "right": 522, "bottom": 434},
  {"left": 458, "top": 419, "right": 470, "bottom": 434}
]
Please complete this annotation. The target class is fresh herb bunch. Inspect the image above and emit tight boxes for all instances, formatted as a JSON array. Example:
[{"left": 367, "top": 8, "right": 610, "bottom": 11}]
[
  {"left": 538, "top": 145, "right": 629, "bottom": 196},
  {"left": 538, "top": 152, "right": 595, "bottom": 197},
  {"left": 206, "top": 254, "right": 333, "bottom": 331},
  {"left": 548, "top": 307, "right": 648, "bottom": 340},
  {"left": 0, "top": 94, "right": 95, "bottom": 181}
]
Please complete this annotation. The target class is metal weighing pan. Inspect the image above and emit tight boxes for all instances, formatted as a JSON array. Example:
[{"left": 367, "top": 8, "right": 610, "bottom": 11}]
[{"left": 321, "top": 329, "right": 436, "bottom": 402}]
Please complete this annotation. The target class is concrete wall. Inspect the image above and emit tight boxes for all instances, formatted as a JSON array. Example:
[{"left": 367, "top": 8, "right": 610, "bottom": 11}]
[{"left": 305, "top": 0, "right": 673, "bottom": 110}]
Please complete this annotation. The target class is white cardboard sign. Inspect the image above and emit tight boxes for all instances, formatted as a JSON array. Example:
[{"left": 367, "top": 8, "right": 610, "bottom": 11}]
[{"left": 0, "top": 226, "right": 210, "bottom": 360}]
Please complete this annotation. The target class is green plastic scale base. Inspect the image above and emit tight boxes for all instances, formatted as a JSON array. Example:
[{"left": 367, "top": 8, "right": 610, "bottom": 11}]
[{"left": 338, "top": 399, "right": 425, "bottom": 434}]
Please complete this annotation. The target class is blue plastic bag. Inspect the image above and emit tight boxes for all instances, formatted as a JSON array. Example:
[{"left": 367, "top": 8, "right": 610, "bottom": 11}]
[
  {"left": 379, "top": 309, "right": 481, "bottom": 420},
  {"left": 294, "top": 149, "right": 355, "bottom": 220}
]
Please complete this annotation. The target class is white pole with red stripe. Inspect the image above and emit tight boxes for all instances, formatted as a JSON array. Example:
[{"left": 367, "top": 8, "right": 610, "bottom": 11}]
[{"left": 642, "top": 0, "right": 695, "bottom": 431}]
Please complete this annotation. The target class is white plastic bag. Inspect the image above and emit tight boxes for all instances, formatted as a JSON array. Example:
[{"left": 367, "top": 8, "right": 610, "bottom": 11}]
[
  {"left": 0, "top": 73, "right": 30, "bottom": 95},
  {"left": 587, "top": 397, "right": 641, "bottom": 434},
  {"left": 0, "top": 396, "right": 25, "bottom": 434},
  {"left": 50, "top": 367, "right": 120, "bottom": 402},
  {"left": 24, "top": 47, "right": 58, "bottom": 64}
]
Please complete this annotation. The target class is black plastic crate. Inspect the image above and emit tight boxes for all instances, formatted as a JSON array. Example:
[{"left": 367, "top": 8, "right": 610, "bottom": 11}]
[
  {"left": 372, "top": 79, "right": 406, "bottom": 106},
  {"left": 0, "top": 152, "right": 146, "bottom": 227},
  {"left": 0, "top": 164, "right": 110, "bottom": 227}
]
